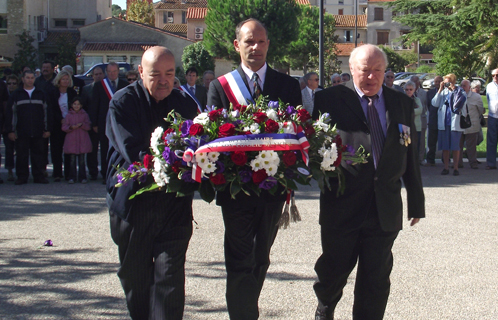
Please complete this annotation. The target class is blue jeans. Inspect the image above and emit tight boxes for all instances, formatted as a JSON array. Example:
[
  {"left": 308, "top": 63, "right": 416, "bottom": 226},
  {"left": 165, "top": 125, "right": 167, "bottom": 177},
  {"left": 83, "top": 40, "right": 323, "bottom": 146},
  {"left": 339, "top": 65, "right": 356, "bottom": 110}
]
[{"left": 486, "top": 116, "right": 498, "bottom": 167}]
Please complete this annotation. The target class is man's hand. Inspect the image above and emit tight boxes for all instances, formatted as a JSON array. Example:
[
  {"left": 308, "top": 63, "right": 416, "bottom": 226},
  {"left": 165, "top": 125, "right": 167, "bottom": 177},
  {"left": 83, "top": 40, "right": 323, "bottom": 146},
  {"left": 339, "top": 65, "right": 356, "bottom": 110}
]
[
  {"left": 93, "top": 126, "right": 98, "bottom": 133},
  {"left": 43, "top": 131, "right": 50, "bottom": 138},
  {"left": 8, "top": 132, "right": 16, "bottom": 141},
  {"left": 409, "top": 218, "right": 420, "bottom": 226}
]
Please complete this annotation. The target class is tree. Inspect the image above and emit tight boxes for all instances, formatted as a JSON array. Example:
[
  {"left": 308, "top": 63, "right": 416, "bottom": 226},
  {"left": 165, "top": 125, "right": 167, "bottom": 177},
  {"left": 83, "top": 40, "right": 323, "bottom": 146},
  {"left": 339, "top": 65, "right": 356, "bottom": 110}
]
[
  {"left": 286, "top": 5, "right": 339, "bottom": 75},
  {"left": 182, "top": 41, "right": 215, "bottom": 81},
  {"left": 204, "top": 0, "right": 301, "bottom": 66},
  {"left": 11, "top": 30, "right": 38, "bottom": 73},
  {"left": 380, "top": 46, "right": 409, "bottom": 72},
  {"left": 127, "top": 0, "right": 155, "bottom": 27},
  {"left": 388, "top": 0, "right": 498, "bottom": 79},
  {"left": 55, "top": 36, "right": 77, "bottom": 70},
  {"left": 112, "top": 4, "right": 125, "bottom": 18}
]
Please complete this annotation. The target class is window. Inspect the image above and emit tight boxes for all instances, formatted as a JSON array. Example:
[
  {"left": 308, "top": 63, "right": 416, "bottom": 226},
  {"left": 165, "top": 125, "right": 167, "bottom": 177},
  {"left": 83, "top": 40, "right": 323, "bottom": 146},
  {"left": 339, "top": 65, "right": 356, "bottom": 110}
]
[
  {"left": 72, "top": 19, "right": 85, "bottom": 27},
  {"left": 338, "top": 0, "right": 344, "bottom": 4},
  {"left": 344, "top": 30, "right": 352, "bottom": 42},
  {"left": 377, "top": 31, "right": 389, "bottom": 45},
  {"left": 83, "top": 56, "right": 103, "bottom": 73},
  {"left": 0, "top": 15, "right": 8, "bottom": 34},
  {"left": 374, "top": 8, "right": 383, "bottom": 21},
  {"left": 54, "top": 19, "right": 67, "bottom": 27},
  {"left": 163, "top": 11, "right": 174, "bottom": 24},
  {"left": 338, "top": 9, "right": 344, "bottom": 15},
  {"left": 182, "top": 11, "right": 186, "bottom": 24}
]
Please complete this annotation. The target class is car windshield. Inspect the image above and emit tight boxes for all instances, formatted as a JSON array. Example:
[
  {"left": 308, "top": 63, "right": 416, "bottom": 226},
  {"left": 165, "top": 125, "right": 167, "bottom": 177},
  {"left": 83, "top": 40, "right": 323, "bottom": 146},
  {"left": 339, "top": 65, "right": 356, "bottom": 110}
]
[{"left": 396, "top": 73, "right": 415, "bottom": 80}]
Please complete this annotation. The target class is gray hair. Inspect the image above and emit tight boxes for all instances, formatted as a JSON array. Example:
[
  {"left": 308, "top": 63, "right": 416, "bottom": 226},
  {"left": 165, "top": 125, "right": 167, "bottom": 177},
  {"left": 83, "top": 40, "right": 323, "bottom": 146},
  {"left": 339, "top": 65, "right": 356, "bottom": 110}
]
[
  {"left": 330, "top": 73, "right": 341, "bottom": 81},
  {"left": 303, "top": 72, "right": 318, "bottom": 83},
  {"left": 203, "top": 70, "right": 215, "bottom": 77},
  {"left": 404, "top": 80, "right": 416, "bottom": 89},
  {"left": 470, "top": 80, "right": 481, "bottom": 89}
]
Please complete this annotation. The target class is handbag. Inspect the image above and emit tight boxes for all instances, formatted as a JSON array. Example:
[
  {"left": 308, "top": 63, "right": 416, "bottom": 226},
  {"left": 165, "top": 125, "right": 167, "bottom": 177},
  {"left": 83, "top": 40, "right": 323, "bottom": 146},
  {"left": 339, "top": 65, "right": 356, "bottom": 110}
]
[
  {"left": 480, "top": 114, "right": 486, "bottom": 127},
  {"left": 460, "top": 103, "right": 471, "bottom": 129}
]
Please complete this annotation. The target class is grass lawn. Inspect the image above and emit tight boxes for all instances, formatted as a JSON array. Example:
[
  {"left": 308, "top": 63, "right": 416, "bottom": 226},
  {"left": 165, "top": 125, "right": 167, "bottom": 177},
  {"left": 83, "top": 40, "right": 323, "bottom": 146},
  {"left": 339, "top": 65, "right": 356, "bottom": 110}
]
[{"left": 476, "top": 127, "right": 487, "bottom": 158}]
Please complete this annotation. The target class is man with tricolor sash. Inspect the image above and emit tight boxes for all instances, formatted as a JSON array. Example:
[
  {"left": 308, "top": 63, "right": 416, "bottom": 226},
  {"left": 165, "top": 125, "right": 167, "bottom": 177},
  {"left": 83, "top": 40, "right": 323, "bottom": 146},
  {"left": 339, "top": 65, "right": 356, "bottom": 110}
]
[
  {"left": 207, "top": 18, "right": 302, "bottom": 320},
  {"left": 89, "top": 62, "right": 128, "bottom": 181}
]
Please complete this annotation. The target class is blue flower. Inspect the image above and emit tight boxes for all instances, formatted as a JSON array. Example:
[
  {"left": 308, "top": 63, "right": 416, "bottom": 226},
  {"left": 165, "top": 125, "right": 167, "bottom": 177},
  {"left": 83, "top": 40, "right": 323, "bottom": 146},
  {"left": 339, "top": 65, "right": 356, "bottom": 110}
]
[
  {"left": 162, "top": 147, "right": 177, "bottom": 165},
  {"left": 215, "top": 161, "right": 225, "bottom": 174},
  {"left": 286, "top": 106, "right": 297, "bottom": 115},
  {"left": 259, "top": 177, "right": 277, "bottom": 190},
  {"left": 268, "top": 101, "right": 279, "bottom": 109},
  {"left": 181, "top": 170, "right": 195, "bottom": 183},
  {"left": 181, "top": 120, "right": 193, "bottom": 137},
  {"left": 239, "top": 168, "right": 252, "bottom": 183}
]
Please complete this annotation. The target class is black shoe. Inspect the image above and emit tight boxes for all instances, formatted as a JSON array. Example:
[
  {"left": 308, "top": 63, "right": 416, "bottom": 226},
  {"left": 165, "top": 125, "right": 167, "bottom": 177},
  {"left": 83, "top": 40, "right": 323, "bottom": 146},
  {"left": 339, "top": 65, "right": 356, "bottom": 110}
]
[
  {"left": 441, "top": 169, "right": 449, "bottom": 175},
  {"left": 15, "top": 179, "right": 28, "bottom": 185},
  {"left": 453, "top": 169, "right": 459, "bottom": 176},
  {"left": 34, "top": 178, "right": 49, "bottom": 184},
  {"left": 315, "top": 301, "right": 334, "bottom": 320}
]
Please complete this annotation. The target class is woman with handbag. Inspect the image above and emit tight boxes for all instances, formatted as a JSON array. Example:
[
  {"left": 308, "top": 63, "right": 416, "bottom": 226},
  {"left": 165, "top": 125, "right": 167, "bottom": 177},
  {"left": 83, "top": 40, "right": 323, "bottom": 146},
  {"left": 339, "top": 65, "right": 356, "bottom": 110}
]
[
  {"left": 459, "top": 80, "right": 485, "bottom": 169},
  {"left": 432, "top": 73, "right": 467, "bottom": 176}
]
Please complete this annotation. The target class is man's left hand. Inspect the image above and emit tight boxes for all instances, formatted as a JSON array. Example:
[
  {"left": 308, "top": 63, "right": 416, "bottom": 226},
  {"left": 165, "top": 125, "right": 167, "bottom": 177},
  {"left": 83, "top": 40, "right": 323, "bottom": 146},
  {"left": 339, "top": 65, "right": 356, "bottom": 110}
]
[
  {"left": 43, "top": 131, "right": 50, "bottom": 138},
  {"left": 409, "top": 218, "right": 420, "bottom": 226}
]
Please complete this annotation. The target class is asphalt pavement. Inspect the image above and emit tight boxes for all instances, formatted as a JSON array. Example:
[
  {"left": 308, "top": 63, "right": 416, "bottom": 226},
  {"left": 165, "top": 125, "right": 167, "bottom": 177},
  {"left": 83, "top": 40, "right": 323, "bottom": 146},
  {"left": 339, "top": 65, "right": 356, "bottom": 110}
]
[{"left": 0, "top": 160, "right": 497, "bottom": 320}]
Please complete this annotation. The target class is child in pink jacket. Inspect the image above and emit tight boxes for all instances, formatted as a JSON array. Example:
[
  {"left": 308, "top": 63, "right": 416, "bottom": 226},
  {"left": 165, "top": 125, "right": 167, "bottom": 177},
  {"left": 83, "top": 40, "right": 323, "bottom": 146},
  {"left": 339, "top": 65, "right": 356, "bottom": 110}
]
[{"left": 62, "top": 97, "right": 92, "bottom": 183}]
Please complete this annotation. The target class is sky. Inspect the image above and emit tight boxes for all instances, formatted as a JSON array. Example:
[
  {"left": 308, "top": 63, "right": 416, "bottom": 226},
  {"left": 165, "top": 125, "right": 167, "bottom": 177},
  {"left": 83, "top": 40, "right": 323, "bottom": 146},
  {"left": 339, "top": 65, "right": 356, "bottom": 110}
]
[{"left": 113, "top": 0, "right": 127, "bottom": 10}]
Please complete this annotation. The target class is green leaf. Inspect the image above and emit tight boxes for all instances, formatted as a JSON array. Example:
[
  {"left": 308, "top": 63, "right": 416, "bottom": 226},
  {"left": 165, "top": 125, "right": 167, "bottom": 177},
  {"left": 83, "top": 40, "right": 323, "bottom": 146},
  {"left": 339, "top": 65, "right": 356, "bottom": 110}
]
[
  {"left": 129, "top": 184, "right": 160, "bottom": 200},
  {"left": 199, "top": 180, "right": 216, "bottom": 203}
]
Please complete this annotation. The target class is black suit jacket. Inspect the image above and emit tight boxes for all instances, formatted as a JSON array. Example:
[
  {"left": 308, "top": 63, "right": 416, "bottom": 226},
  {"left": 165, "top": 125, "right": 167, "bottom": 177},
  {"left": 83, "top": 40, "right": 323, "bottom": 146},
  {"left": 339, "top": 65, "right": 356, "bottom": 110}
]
[
  {"left": 89, "top": 78, "right": 128, "bottom": 133},
  {"left": 207, "top": 65, "right": 302, "bottom": 207},
  {"left": 194, "top": 84, "right": 207, "bottom": 109},
  {"left": 312, "top": 82, "right": 425, "bottom": 232},
  {"left": 426, "top": 88, "right": 438, "bottom": 130},
  {"left": 48, "top": 87, "right": 77, "bottom": 135}
]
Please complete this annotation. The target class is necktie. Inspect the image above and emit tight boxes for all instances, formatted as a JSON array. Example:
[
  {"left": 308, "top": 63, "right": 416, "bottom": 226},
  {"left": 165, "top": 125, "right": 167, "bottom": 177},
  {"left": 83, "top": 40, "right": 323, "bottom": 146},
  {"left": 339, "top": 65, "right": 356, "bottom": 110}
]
[
  {"left": 190, "top": 86, "right": 195, "bottom": 95},
  {"left": 312, "top": 90, "right": 315, "bottom": 102},
  {"left": 366, "top": 95, "right": 384, "bottom": 169},
  {"left": 111, "top": 80, "right": 116, "bottom": 91},
  {"left": 251, "top": 73, "right": 262, "bottom": 100}
]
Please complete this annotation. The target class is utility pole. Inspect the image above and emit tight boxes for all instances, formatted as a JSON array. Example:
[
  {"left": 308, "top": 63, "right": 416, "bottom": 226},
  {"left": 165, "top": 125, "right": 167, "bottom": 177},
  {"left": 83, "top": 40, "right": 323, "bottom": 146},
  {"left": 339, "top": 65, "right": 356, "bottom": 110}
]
[{"left": 319, "top": 0, "right": 324, "bottom": 86}]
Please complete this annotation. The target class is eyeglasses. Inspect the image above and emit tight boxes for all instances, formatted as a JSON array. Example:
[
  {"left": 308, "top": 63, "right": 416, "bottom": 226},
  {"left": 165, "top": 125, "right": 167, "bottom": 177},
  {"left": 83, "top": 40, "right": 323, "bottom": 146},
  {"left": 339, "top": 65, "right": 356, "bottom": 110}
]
[
  {"left": 492, "top": 74, "right": 498, "bottom": 78},
  {"left": 127, "top": 78, "right": 136, "bottom": 82}
]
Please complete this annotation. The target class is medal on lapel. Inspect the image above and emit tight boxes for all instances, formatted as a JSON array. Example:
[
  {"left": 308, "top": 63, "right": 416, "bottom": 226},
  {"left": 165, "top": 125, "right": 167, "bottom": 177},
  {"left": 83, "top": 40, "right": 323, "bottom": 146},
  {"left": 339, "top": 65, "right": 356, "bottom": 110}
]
[{"left": 398, "top": 124, "right": 411, "bottom": 146}]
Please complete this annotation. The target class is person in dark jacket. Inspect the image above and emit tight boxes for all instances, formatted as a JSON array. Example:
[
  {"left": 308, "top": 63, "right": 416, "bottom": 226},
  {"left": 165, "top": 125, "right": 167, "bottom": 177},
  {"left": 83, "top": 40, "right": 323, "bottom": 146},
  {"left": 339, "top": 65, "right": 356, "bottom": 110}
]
[
  {"left": 106, "top": 46, "right": 198, "bottom": 320},
  {"left": 5, "top": 70, "right": 52, "bottom": 185}
]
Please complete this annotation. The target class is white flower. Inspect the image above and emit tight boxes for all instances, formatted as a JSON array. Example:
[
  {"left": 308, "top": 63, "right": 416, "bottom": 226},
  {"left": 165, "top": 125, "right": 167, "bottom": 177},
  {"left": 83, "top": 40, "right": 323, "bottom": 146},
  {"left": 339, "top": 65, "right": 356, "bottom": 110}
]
[
  {"left": 314, "top": 120, "right": 329, "bottom": 132},
  {"left": 249, "top": 123, "right": 260, "bottom": 134},
  {"left": 150, "top": 127, "right": 164, "bottom": 155},
  {"left": 250, "top": 158, "right": 264, "bottom": 171},
  {"left": 231, "top": 110, "right": 240, "bottom": 118},
  {"left": 265, "top": 109, "right": 278, "bottom": 121},
  {"left": 152, "top": 157, "right": 169, "bottom": 186},
  {"left": 198, "top": 160, "right": 217, "bottom": 174},
  {"left": 320, "top": 113, "right": 331, "bottom": 123},
  {"left": 208, "top": 152, "right": 220, "bottom": 162},
  {"left": 193, "top": 112, "right": 210, "bottom": 125},
  {"left": 265, "top": 164, "right": 278, "bottom": 176},
  {"left": 259, "top": 150, "right": 279, "bottom": 162},
  {"left": 283, "top": 122, "right": 296, "bottom": 134}
]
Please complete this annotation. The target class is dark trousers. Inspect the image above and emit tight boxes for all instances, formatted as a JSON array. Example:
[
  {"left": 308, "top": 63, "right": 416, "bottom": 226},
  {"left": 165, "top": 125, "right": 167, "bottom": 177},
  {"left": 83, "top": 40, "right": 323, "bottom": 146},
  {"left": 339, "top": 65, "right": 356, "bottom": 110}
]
[
  {"left": 314, "top": 207, "right": 399, "bottom": 320},
  {"left": 50, "top": 130, "right": 66, "bottom": 178},
  {"left": 2, "top": 132, "right": 15, "bottom": 169},
  {"left": 68, "top": 154, "right": 87, "bottom": 182},
  {"left": 426, "top": 128, "right": 439, "bottom": 164},
  {"left": 221, "top": 201, "right": 285, "bottom": 320},
  {"left": 43, "top": 137, "right": 49, "bottom": 171},
  {"left": 15, "top": 136, "right": 45, "bottom": 181},
  {"left": 110, "top": 193, "right": 193, "bottom": 320},
  {"left": 99, "top": 132, "right": 109, "bottom": 179},
  {"left": 86, "top": 129, "right": 99, "bottom": 178}
]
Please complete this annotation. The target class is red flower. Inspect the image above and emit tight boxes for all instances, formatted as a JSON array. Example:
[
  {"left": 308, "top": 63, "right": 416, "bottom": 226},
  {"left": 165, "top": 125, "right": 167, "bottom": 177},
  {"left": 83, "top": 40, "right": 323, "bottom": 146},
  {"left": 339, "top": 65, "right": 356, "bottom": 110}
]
[
  {"left": 171, "top": 160, "right": 182, "bottom": 173},
  {"left": 189, "top": 123, "right": 204, "bottom": 136},
  {"left": 233, "top": 105, "right": 247, "bottom": 114},
  {"left": 143, "top": 154, "right": 154, "bottom": 169},
  {"left": 334, "top": 135, "right": 342, "bottom": 147},
  {"left": 132, "top": 161, "right": 141, "bottom": 167},
  {"left": 219, "top": 123, "right": 236, "bottom": 137},
  {"left": 297, "top": 109, "right": 311, "bottom": 122},
  {"left": 253, "top": 112, "right": 267, "bottom": 123},
  {"left": 304, "top": 123, "right": 315, "bottom": 137},
  {"left": 210, "top": 173, "right": 226, "bottom": 185},
  {"left": 282, "top": 151, "right": 297, "bottom": 167},
  {"left": 264, "top": 119, "right": 279, "bottom": 133},
  {"left": 252, "top": 170, "right": 268, "bottom": 184},
  {"left": 208, "top": 109, "right": 223, "bottom": 122},
  {"left": 333, "top": 152, "right": 342, "bottom": 167},
  {"left": 231, "top": 151, "right": 248, "bottom": 166}
]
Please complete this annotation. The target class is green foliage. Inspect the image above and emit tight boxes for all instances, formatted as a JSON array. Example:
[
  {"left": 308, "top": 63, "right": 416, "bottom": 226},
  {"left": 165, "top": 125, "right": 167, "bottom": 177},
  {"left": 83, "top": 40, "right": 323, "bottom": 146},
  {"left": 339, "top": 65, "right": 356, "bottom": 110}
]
[
  {"left": 286, "top": 5, "right": 340, "bottom": 76},
  {"left": 11, "top": 30, "right": 38, "bottom": 73},
  {"left": 112, "top": 4, "right": 125, "bottom": 17},
  {"left": 415, "top": 64, "right": 434, "bottom": 73},
  {"left": 181, "top": 41, "right": 215, "bottom": 82},
  {"left": 388, "top": 0, "right": 498, "bottom": 79},
  {"left": 204, "top": 0, "right": 300, "bottom": 65},
  {"left": 379, "top": 45, "right": 408, "bottom": 72},
  {"left": 127, "top": 0, "right": 155, "bottom": 27},
  {"left": 55, "top": 37, "right": 77, "bottom": 70},
  {"left": 175, "top": 66, "right": 186, "bottom": 85}
]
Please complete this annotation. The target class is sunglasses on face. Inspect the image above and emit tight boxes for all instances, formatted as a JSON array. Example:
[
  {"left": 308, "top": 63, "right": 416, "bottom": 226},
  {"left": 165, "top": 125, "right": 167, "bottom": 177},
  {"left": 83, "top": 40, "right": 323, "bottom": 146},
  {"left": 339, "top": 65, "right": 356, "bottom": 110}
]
[{"left": 492, "top": 74, "right": 498, "bottom": 78}]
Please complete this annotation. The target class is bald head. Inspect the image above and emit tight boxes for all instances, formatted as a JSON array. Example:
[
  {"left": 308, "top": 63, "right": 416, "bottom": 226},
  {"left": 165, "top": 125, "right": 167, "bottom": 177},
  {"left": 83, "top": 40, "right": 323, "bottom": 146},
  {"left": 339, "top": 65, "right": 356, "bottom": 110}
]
[
  {"left": 350, "top": 44, "right": 388, "bottom": 96},
  {"left": 139, "top": 46, "right": 176, "bottom": 102},
  {"left": 460, "top": 79, "right": 471, "bottom": 93}
]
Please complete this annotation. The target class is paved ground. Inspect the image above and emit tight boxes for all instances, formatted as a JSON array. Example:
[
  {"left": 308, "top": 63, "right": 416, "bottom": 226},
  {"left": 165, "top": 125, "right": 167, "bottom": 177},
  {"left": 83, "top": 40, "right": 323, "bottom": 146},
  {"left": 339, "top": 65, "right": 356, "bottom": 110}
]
[{"left": 0, "top": 160, "right": 497, "bottom": 320}]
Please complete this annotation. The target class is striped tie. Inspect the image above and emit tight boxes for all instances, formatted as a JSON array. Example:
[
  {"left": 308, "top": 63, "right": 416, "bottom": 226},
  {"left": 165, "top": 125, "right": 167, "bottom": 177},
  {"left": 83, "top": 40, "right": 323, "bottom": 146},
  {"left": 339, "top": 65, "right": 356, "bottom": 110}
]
[
  {"left": 366, "top": 95, "right": 384, "bottom": 169},
  {"left": 251, "top": 73, "right": 262, "bottom": 100}
]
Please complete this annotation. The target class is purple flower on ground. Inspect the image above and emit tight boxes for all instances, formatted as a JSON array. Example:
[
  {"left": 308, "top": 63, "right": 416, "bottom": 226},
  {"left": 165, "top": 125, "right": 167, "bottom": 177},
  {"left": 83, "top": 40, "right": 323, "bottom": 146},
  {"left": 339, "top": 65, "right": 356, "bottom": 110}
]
[
  {"left": 181, "top": 120, "right": 194, "bottom": 137},
  {"left": 284, "top": 168, "right": 295, "bottom": 179},
  {"left": 181, "top": 170, "right": 195, "bottom": 183},
  {"left": 44, "top": 240, "right": 53, "bottom": 246},
  {"left": 286, "top": 106, "right": 297, "bottom": 115},
  {"left": 239, "top": 168, "right": 252, "bottom": 183},
  {"left": 215, "top": 161, "right": 225, "bottom": 174},
  {"left": 259, "top": 177, "right": 277, "bottom": 190},
  {"left": 162, "top": 147, "right": 177, "bottom": 165},
  {"left": 268, "top": 101, "right": 279, "bottom": 109}
]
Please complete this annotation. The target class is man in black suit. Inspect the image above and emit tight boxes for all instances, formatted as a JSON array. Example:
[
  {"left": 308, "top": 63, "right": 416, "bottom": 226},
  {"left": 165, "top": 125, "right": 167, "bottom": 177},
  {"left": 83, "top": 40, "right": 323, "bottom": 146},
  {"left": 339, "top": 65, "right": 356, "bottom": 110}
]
[
  {"left": 106, "top": 46, "right": 198, "bottom": 320},
  {"left": 88, "top": 62, "right": 127, "bottom": 180},
  {"left": 81, "top": 66, "right": 105, "bottom": 180},
  {"left": 425, "top": 75, "right": 443, "bottom": 166},
  {"left": 207, "top": 18, "right": 302, "bottom": 320},
  {"left": 182, "top": 66, "right": 207, "bottom": 111},
  {"left": 312, "top": 44, "right": 425, "bottom": 320}
]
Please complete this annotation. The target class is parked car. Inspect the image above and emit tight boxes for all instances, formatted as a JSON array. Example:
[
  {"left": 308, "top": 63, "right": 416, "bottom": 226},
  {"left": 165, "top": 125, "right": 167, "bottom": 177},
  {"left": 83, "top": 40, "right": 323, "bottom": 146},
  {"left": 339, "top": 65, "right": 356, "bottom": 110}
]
[
  {"left": 394, "top": 73, "right": 435, "bottom": 89},
  {"left": 75, "top": 62, "right": 131, "bottom": 86},
  {"left": 394, "top": 72, "right": 415, "bottom": 79}
]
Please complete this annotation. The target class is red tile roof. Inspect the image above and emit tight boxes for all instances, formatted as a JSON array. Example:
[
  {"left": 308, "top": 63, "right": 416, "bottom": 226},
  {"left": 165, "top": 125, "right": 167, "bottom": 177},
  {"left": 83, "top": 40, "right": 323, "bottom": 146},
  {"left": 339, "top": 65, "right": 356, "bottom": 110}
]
[
  {"left": 333, "top": 14, "right": 367, "bottom": 28},
  {"left": 81, "top": 42, "right": 156, "bottom": 52},
  {"left": 335, "top": 42, "right": 365, "bottom": 56},
  {"left": 44, "top": 31, "right": 80, "bottom": 46},
  {"left": 162, "top": 23, "right": 188, "bottom": 34},
  {"left": 295, "top": 0, "right": 311, "bottom": 4},
  {"left": 187, "top": 7, "right": 207, "bottom": 19},
  {"left": 155, "top": 0, "right": 207, "bottom": 10}
]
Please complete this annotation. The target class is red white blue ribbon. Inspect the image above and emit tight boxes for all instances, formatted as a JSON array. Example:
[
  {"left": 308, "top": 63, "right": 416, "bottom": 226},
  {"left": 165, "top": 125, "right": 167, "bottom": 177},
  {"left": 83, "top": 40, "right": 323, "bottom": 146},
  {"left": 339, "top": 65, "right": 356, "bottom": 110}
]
[
  {"left": 102, "top": 78, "right": 116, "bottom": 100},
  {"left": 181, "top": 85, "right": 203, "bottom": 113},
  {"left": 218, "top": 70, "right": 255, "bottom": 108}
]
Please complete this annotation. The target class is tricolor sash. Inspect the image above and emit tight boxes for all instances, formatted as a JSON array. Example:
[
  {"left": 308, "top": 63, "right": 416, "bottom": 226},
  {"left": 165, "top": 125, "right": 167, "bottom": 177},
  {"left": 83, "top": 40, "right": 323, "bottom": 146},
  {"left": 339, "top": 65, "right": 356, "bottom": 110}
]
[
  {"left": 190, "top": 126, "right": 310, "bottom": 182},
  {"left": 218, "top": 70, "right": 255, "bottom": 108},
  {"left": 102, "top": 78, "right": 117, "bottom": 100},
  {"left": 181, "top": 85, "right": 203, "bottom": 113}
]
